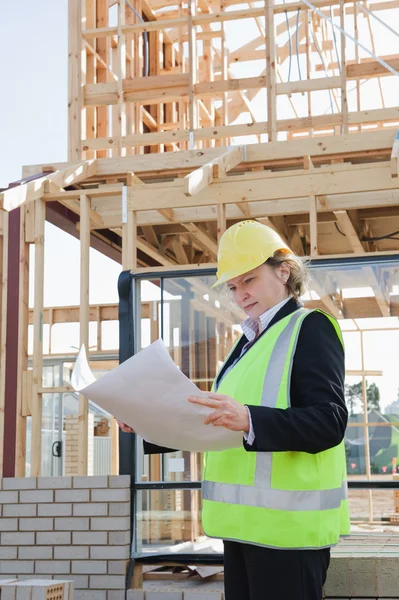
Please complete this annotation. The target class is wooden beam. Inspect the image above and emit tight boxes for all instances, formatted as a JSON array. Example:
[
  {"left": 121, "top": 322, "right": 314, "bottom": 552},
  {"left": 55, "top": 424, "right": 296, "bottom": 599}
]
[
  {"left": 182, "top": 223, "right": 218, "bottom": 256},
  {"left": 333, "top": 210, "right": 364, "bottom": 253},
  {"left": 1, "top": 160, "right": 97, "bottom": 211},
  {"left": 183, "top": 146, "right": 245, "bottom": 196},
  {"left": 309, "top": 195, "right": 318, "bottom": 256},
  {"left": 129, "top": 162, "right": 399, "bottom": 211}
]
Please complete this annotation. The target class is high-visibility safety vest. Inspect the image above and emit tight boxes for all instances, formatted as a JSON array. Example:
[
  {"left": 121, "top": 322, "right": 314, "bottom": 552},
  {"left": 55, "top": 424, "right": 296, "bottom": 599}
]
[{"left": 202, "top": 308, "right": 350, "bottom": 549}]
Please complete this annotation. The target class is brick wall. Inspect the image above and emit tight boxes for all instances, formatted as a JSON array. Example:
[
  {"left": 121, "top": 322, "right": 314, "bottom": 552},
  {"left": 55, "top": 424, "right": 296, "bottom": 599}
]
[{"left": 0, "top": 475, "right": 131, "bottom": 600}]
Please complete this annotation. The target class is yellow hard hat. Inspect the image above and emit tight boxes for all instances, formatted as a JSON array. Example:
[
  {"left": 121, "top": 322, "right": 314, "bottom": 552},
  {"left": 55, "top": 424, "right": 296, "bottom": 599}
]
[{"left": 212, "top": 220, "right": 292, "bottom": 288}]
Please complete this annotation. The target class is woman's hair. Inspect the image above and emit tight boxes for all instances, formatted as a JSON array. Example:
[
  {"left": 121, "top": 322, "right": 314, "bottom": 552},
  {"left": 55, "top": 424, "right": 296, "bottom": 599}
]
[{"left": 266, "top": 250, "right": 309, "bottom": 300}]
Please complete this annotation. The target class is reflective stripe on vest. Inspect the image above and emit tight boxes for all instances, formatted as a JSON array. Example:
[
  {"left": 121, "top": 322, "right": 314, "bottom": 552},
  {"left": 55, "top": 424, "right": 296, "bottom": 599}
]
[{"left": 203, "top": 307, "right": 349, "bottom": 513}]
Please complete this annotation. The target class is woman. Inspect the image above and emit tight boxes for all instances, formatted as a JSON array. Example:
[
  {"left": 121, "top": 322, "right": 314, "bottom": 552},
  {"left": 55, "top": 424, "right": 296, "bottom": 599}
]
[{"left": 119, "top": 220, "right": 349, "bottom": 600}]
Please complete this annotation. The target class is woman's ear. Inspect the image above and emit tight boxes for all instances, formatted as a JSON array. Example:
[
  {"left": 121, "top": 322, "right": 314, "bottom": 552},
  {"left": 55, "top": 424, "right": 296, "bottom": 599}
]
[{"left": 279, "top": 263, "right": 290, "bottom": 283}]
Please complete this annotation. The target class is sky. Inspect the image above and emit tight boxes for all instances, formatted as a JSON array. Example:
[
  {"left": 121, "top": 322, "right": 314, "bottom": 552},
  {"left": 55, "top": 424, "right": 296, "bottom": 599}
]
[{"left": 2, "top": 0, "right": 399, "bottom": 413}]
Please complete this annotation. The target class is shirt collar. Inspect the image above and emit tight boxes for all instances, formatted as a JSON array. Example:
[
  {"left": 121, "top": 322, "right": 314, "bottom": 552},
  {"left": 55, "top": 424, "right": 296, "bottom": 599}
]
[{"left": 241, "top": 296, "right": 292, "bottom": 342}]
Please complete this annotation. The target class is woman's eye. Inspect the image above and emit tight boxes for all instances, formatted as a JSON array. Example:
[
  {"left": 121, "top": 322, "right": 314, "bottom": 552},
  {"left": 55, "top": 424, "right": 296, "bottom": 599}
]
[{"left": 245, "top": 278, "right": 254, "bottom": 284}]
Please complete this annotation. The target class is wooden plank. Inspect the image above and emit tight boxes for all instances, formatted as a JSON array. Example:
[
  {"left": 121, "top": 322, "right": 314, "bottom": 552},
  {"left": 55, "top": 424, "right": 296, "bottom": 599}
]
[
  {"left": 347, "top": 58, "right": 399, "bottom": 79},
  {"left": 85, "top": 0, "right": 97, "bottom": 160},
  {"left": 30, "top": 199, "right": 45, "bottom": 476},
  {"left": 333, "top": 210, "right": 364, "bottom": 253},
  {"left": 78, "top": 194, "right": 90, "bottom": 475}
]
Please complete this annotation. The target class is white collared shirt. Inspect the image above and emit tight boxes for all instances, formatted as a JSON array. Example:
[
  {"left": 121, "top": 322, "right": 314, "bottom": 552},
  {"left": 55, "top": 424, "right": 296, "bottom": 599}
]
[{"left": 217, "top": 296, "right": 292, "bottom": 445}]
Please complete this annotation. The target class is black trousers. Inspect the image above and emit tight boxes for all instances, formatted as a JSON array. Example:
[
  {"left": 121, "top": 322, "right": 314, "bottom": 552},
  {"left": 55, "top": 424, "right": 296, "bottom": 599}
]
[{"left": 223, "top": 541, "right": 330, "bottom": 600}]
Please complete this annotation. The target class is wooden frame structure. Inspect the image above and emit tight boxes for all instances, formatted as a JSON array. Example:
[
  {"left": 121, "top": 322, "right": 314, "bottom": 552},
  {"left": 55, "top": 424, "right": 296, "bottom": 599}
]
[{"left": 0, "top": 0, "right": 398, "bottom": 480}]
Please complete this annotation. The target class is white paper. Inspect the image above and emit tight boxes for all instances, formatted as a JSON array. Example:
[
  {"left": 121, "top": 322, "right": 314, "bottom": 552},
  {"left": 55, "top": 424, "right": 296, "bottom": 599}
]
[{"left": 71, "top": 340, "right": 242, "bottom": 452}]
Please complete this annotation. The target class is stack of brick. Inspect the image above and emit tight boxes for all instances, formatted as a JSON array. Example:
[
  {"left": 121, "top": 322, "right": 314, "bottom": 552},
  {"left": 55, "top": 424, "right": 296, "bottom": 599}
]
[
  {"left": 0, "top": 579, "right": 73, "bottom": 599},
  {"left": 0, "top": 475, "right": 131, "bottom": 600}
]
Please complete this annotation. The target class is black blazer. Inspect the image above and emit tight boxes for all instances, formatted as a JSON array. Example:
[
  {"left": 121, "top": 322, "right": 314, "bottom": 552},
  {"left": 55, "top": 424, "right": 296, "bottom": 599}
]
[{"left": 144, "top": 298, "right": 348, "bottom": 455}]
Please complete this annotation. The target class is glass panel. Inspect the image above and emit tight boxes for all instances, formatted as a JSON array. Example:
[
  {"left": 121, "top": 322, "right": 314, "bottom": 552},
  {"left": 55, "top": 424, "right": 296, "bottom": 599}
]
[{"left": 135, "top": 489, "right": 222, "bottom": 556}]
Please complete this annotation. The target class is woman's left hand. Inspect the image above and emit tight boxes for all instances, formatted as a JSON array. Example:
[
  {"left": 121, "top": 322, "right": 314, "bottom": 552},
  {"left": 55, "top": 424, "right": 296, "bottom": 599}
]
[{"left": 188, "top": 393, "right": 250, "bottom": 433}]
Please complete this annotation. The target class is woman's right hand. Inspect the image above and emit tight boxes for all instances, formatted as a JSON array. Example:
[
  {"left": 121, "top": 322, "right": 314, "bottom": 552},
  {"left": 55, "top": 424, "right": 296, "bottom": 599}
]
[{"left": 117, "top": 420, "right": 135, "bottom": 433}]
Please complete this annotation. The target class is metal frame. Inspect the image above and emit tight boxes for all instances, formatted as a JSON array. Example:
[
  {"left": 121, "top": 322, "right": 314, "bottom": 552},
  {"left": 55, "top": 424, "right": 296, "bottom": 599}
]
[{"left": 118, "top": 254, "right": 399, "bottom": 560}]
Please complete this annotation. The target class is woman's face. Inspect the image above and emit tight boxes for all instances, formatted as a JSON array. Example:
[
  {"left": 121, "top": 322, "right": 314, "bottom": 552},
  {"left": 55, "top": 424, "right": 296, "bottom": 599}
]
[{"left": 227, "top": 263, "right": 290, "bottom": 319}]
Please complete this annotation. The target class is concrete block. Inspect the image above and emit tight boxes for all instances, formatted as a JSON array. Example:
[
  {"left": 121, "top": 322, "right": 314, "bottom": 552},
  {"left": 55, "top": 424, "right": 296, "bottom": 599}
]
[
  {"left": 183, "top": 594, "right": 222, "bottom": 600},
  {"left": 72, "top": 561, "right": 107, "bottom": 574},
  {"left": 91, "top": 489, "right": 130, "bottom": 503},
  {"left": 2, "top": 478, "right": 37, "bottom": 490},
  {"left": 73, "top": 476, "right": 108, "bottom": 489},
  {"left": 38, "top": 477, "right": 72, "bottom": 489},
  {"left": 68, "top": 575, "right": 89, "bottom": 589},
  {"left": 35, "top": 561, "right": 71, "bottom": 574},
  {"left": 107, "top": 592, "right": 127, "bottom": 600},
  {"left": 90, "top": 546, "right": 130, "bottom": 560},
  {"left": 19, "top": 518, "right": 53, "bottom": 531},
  {"left": 0, "top": 492, "right": 18, "bottom": 504},
  {"left": 2, "top": 533, "right": 35, "bottom": 546},
  {"left": 347, "top": 556, "right": 377, "bottom": 597},
  {"left": 54, "top": 546, "right": 89, "bottom": 560},
  {"left": 38, "top": 503, "right": 72, "bottom": 517},
  {"left": 20, "top": 490, "right": 53, "bottom": 504},
  {"left": 0, "top": 518, "right": 18, "bottom": 531},
  {"left": 90, "top": 517, "right": 130, "bottom": 531},
  {"left": 73, "top": 503, "right": 108, "bottom": 517},
  {"left": 324, "top": 557, "right": 351, "bottom": 597},
  {"left": 146, "top": 592, "right": 183, "bottom": 600},
  {"left": 109, "top": 531, "right": 130, "bottom": 545},
  {"left": 0, "top": 548, "right": 18, "bottom": 560},
  {"left": 0, "top": 561, "right": 34, "bottom": 574},
  {"left": 3, "top": 504, "right": 36, "bottom": 517},
  {"left": 75, "top": 592, "right": 107, "bottom": 600},
  {"left": 18, "top": 547, "right": 53, "bottom": 560},
  {"left": 72, "top": 531, "right": 108, "bottom": 545},
  {"left": 109, "top": 503, "right": 130, "bottom": 517},
  {"left": 109, "top": 476, "right": 130, "bottom": 488},
  {"left": 55, "top": 517, "right": 89, "bottom": 530},
  {"left": 89, "top": 575, "right": 126, "bottom": 589},
  {"left": 126, "top": 592, "right": 144, "bottom": 600},
  {"left": 107, "top": 561, "right": 128, "bottom": 575},
  {"left": 56, "top": 489, "right": 90, "bottom": 503},
  {"left": 36, "top": 532, "right": 71, "bottom": 545},
  {"left": 376, "top": 557, "right": 399, "bottom": 596}
]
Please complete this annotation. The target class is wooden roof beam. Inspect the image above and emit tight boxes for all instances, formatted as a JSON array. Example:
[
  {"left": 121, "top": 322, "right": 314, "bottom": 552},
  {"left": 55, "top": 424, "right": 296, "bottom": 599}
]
[
  {"left": 183, "top": 146, "right": 246, "bottom": 197},
  {"left": 1, "top": 160, "right": 97, "bottom": 211}
]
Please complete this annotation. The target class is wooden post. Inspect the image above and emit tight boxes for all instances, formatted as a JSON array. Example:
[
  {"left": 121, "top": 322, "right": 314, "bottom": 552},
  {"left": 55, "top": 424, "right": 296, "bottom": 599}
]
[
  {"left": 340, "top": 0, "right": 348, "bottom": 134},
  {"left": 309, "top": 194, "right": 318, "bottom": 256},
  {"left": 187, "top": 0, "right": 198, "bottom": 147},
  {"left": 353, "top": 0, "right": 361, "bottom": 128},
  {"left": 217, "top": 204, "right": 226, "bottom": 242},
  {"left": 68, "top": 0, "right": 83, "bottom": 161},
  {"left": 31, "top": 199, "right": 45, "bottom": 476},
  {"left": 96, "top": 0, "right": 109, "bottom": 159},
  {"left": 122, "top": 181, "right": 137, "bottom": 270},
  {"left": 0, "top": 212, "right": 9, "bottom": 477},
  {"left": 78, "top": 193, "right": 90, "bottom": 475},
  {"left": 117, "top": 0, "right": 127, "bottom": 156},
  {"left": 85, "top": 0, "right": 97, "bottom": 160},
  {"left": 15, "top": 206, "right": 30, "bottom": 476},
  {"left": 265, "top": 0, "right": 277, "bottom": 141},
  {"left": 134, "top": 0, "right": 143, "bottom": 155}
]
